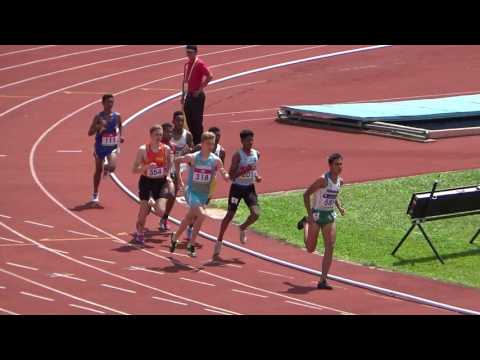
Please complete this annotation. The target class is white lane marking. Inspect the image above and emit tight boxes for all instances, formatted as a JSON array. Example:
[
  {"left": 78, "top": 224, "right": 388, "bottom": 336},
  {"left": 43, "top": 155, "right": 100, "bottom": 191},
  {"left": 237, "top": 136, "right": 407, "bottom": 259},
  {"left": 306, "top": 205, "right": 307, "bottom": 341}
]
[
  {"left": 57, "top": 150, "right": 82, "bottom": 153},
  {"left": 24, "top": 220, "right": 54, "bottom": 228},
  {"left": 20, "top": 291, "right": 55, "bottom": 302},
  {"left": 50, "top": 273, "right": 86, "bottom": 282},
  {"left": 0, "top": 306, "right": 18, "bottom": 315},
  {"left": 101, "top": 283, "right": 136, "bottom": 294},
  {"left": 6, "top": 262, "right": 39, "bottom": 271},
  {"left": 128, "top": 266, "right": 165, "bottom": 275},
  {"left": 152, "top": 296, "right": 188, "bottom": 306},
  {"left": 0, "top": 236, "right": 23, "bottom": 244},
  {"left": 0, "top": 214, "right": 12, "bottom": 218},
  {"left": 83, "top": 256, "right": 116, "bottom": 264},
  {"left": 0, "top": 243, "right": 33, "bottom": 247},
  {"left": 180, "top": 277, "right": 216, "bottom": 287},
  {"left": 159, "top": 249, "right": 189, "bottom": 258},
  {"left": 204, "top": 107, "right": 278, "bottom": 117},
  {"left": 141, "top": 87, "right": 179, "bottom": 91},
  {"left": 67, "top": 230, "right": 98, "bottom": 238},
  {"left": 0, "top": 45, "right": 184, "bottom": 90},
  {"left": 0, "top": 45, "right": 126, "bottom": 72},
  {"left": 0, "top": 267, "right": 128, "bottom": 314},
  {"left": 0, "top": 155, "right": 8, "bottom": 157},
  {"left": 285, "top": 300, "right": 326, "bottom": 311},
  {"left": 204, "top": 308, "right": 232, "bottom": 315},
  {"left": 0, "top": 45, "right": 56, "bottom": 57},
  {"left": 49, "top": 248, "right": 69, "bottom": 254},
  {"left": 69, "top": 304, "right": 105, "bottom": 314},
  {"left": 232, "top": 288, "right": 268, "bottom": 298},
  {"left": 0, "top": 285, "right": 5, "bottom": 289},
  {"left": 40, "top": 237, "right": 111, "bottom": 242},
  {"left": 230, "top": 116, "right": 273, "bottom": 123},
  {"left": 364, "top": 291, "right": 402, "bottom": 302},
  {"left": 0, "top": 45, "right": 257, "bottom": 118},
  {"left": 206, "top": 80, "right": 267, "bottom": 94},
  {"left": 225, "top": 263, "right": 243, "bottom": 268},
  {"left": 258, "top": 270, "right": 294, "bottom": 279}
]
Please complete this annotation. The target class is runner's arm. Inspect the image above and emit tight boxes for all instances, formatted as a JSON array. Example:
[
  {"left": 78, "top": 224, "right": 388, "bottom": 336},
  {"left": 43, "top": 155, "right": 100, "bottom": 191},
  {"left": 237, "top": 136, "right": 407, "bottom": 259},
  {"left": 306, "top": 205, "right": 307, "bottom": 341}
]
[
  {"left": 117, "top": 114, "right": 125, "bottom": 142},
  {"left": 216, "top": 158, "right": 230, "bottom": 182},
  {"left": 228, "top": 152, "right": 241, "bottom": 180},
  {"left": 255, "top": 151, "right": 262, "bottom": 183},
  {"left": 303, "top": 177, "right": 327, "bottom": 220},
  {"left": 185, "top": 131, "right": 194, "bottom": 154},
  {"left": 132, "top": 147, "right": 149, "bottom": 174},
  {"left": 219, "top": 148, "right": 226, "bottom": 164},
  {"left": 88, "top": 115, "right": 101, "bottom": 136},
  {"left": 336, "top": 178, "right": 345, "bottom": 215}
]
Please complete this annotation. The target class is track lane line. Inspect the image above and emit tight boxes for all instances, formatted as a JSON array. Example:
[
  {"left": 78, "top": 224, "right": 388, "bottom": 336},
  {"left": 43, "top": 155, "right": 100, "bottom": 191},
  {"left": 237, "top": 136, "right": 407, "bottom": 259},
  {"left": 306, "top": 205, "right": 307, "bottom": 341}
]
[{"left": 0, "top": 45, "right": 56, "bottom": 57}]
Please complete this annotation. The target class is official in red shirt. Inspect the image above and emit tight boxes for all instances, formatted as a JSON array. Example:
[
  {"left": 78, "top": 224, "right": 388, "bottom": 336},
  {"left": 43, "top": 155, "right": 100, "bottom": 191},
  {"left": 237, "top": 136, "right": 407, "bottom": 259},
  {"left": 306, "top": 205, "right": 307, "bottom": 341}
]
[{"left": 181, "top": 45, "right": 213, "bottom": 145}]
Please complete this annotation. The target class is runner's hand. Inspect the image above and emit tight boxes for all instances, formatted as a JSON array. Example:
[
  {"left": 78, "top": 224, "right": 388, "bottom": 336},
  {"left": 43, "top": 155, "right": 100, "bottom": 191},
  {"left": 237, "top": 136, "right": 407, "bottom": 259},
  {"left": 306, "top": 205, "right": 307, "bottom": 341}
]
[
  {"left": 120, "top": 137, "right": 125, "bottom": 143},
  {"left": 307, "top": 213, "right": 315, "bottom": 225},
  {"left": 255, "top": 175, "right": 262, "bottom": 183}
]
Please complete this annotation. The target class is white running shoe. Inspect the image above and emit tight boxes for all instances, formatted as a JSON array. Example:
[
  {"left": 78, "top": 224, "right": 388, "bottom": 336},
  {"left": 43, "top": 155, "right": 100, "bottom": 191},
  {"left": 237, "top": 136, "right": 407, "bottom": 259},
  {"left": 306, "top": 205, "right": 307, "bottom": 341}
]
[
  {"left": 240, "top": 229, "right": 247, "bottom": 244},
  {"left": 92, "top": 193, "right": 100, "bottom": 203}
]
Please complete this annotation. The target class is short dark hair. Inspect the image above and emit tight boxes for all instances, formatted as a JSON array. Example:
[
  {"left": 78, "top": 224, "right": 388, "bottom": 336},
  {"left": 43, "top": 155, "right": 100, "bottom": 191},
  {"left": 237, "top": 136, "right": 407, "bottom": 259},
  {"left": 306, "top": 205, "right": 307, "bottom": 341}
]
[
  {"left": 240, "top": 129, "right": 254, "bottom": 140},
  {"left": 149, "top": 124, "right": 163, "bottom": 134},
  {"left": 162, "top": 122, "right": 173, "bottom": 130},
  {"left": 328, "top": 153, "right": 343, "bottom": 165},
  {"left": 173, "top": 111, "right": 184, "bottom": 120},
  {"left": 186, "top": 45, "right": 198, "bottom": 52},
  {"left": 102, "top": 94, "right": 114, "bottom": 103},
  {"left": 208, "top": 126, "right": 220, "bottom": 134}
]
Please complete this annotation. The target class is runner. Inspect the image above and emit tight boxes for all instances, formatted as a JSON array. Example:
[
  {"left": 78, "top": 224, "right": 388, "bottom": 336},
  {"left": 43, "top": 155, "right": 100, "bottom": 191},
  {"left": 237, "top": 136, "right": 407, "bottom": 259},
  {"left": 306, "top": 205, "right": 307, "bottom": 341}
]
[
  {"left": 87, "top": 94, "right": 124, "bottom": 204},
  {"left": 296, "top": 153, "right": 346, "bottom": 290},
  {"left": 161, "top": 112, "right": 194, "bottom": 231},
  {"left": 186, "top": 126, "right": 226, "bottom": 241},
  {"left": 213, "top": 129, "right": 261, "bottom": 259},
  {"left": 170, "top": 131, "right": 230, "bottom": 257},
  {"left": 132, "top": 125, "right": 173, "bottom": 245}
]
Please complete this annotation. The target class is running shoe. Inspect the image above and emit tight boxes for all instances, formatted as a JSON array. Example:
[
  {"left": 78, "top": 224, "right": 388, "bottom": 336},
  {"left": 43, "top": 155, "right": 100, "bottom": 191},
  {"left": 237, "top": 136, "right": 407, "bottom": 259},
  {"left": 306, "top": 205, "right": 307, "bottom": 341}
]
[
  {"left": 239, "top": 229, "right": 247, "bottom": 244},
  {"left": 297, "top": 216, "right": 307, "bottom": 230},
  {"left": 186, "top": 243, "right": 197, "bottom": 258},
  {"left": 159, "top": 218, "right": 169, "bottom": 232},
  {"left": 92, "top": 193, "right": 100, "bottom": 203},
  {"left": 135, "top": 232, "right": 145, "bottom": 245},
  {"left": 317, "top": 280, "right": 333, "bottom": 290},
  {"left": 169, "top": 233, "right": 178, "bottom": 253}
]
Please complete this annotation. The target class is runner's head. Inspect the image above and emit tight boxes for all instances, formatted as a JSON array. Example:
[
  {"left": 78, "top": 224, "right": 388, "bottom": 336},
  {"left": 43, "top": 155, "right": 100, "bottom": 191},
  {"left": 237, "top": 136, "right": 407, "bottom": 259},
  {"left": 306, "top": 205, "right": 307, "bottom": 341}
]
[
  {"left": 240, "top": 129, "right": 254, "bottom": 151},
  {"left": 172, "top": 111, "right": 185, "bottom": 130},
  {"left": 200, "top": 131, "right": 216, "bottom": 154},
  {"left": 208, "top": 126, "right": 221, "bottom": 147},
  {"left": 186, "top": 45, "right": 198, "bottom": 61},
  {"left": 328, "top": 153, "right": 343, "bottom": 176},
  {"left": 102, "top": 94, "right": 114, "bottom": 112},
  {"left": 149, "top": 124, "right": 163, "bottom": 145},
  {"left": 161, "top": 123, "right": 173, "bottom": 142}
]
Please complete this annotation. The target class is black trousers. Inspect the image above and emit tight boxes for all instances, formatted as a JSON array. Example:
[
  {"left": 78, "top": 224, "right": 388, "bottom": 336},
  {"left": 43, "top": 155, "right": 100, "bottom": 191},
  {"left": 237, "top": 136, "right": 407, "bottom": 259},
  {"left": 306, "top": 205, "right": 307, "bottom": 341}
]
[{"left": 184, "top": 91, "right": 206, "bottom": 145}]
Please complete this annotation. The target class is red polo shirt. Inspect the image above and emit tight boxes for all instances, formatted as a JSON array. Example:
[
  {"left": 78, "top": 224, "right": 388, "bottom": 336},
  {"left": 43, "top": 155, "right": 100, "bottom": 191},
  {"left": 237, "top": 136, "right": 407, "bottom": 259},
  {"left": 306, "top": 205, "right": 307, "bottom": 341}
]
[{"left": 184, "top": 57, "right": 211, "bottom": 92}]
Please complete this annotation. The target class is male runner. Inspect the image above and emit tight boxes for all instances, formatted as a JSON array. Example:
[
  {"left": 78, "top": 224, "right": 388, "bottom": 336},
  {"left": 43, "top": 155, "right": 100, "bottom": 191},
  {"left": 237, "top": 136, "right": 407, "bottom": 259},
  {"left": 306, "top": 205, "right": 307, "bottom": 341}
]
[
  {"left": 132, "top": 125, "right": 173, "bottom": 244},
  {"left": 186, "top": 126, "right": 226, "bottom": 241},
  {"left": 296, "top": 153, "right": 346, "bottom": 290},
  {"left": 170, "top": 131, "right": 229, "bottom": 257},
  {"left": 87, "top": 94, "right": 124, "bottom": 203},
  {"left": 161, "top": 112, "right": 194, "bottom": 231},
  {"left": 213, "top": 129, "right": 261, "bottom": 259}
]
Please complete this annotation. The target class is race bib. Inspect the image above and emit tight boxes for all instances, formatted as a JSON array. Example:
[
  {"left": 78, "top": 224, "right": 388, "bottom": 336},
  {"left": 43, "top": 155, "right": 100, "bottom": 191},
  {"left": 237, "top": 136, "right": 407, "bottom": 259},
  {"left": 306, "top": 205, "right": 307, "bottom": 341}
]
[
  {"left": 101, "top": 133, "right": 119, "bottom": 146},
  {"left": 193, "top": 168, "right": 212, "bottom": 183},
  {"left": 239, "top": 164, "right": 256, "bottom": 179},
  {"left": 323, "top": 198, "right": 336, "bottom": 207},
  {"left": 147, "top": 165, "right": 165, "bottom": 178}
]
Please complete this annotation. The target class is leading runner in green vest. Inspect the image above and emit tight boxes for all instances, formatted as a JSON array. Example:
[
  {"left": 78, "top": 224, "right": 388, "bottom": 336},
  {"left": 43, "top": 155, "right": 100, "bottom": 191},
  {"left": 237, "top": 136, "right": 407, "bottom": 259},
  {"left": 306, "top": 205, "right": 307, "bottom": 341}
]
[{"left": 297, "top": 153, "right": 346, "bottom": 290}]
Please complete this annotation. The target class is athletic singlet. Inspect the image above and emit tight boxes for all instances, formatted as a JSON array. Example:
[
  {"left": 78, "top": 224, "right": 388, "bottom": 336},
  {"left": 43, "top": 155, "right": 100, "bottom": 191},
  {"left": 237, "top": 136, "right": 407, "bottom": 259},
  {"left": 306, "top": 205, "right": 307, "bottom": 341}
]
[
  {"left": 171, "top": 129, "right": 189, "bottom": 157},
  {"left": 312, "top": 172, "right": 342, "bottom": 211},
  {"left": 213, "top": 143, "right": 225, "bottom": 158},
  {"left": 95, "top": 112, "right": 119, "bottom": 147},
  {"left": 187, "top": 151, "right": 219, "bottom": 194},
  {"left": 142, "top": 143, "right": 169, "bottom": 178},
  {"left": 234, "top": 148, "right": 259, "bottom": 186}
]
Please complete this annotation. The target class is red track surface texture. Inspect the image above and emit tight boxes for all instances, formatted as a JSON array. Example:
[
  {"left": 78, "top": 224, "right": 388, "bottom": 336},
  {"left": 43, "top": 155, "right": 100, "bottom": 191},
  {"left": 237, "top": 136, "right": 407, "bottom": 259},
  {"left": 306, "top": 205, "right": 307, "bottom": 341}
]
[{"left": 1, "top": 45, "right": 480, "bottom": 315}]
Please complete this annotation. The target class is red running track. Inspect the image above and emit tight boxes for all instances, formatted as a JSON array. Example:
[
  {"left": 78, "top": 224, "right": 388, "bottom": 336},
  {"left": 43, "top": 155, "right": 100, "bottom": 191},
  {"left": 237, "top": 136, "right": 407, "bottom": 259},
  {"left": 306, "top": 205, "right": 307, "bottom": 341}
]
[{"left": 1, "top": 45, "right": 480, "bottom": 315}]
